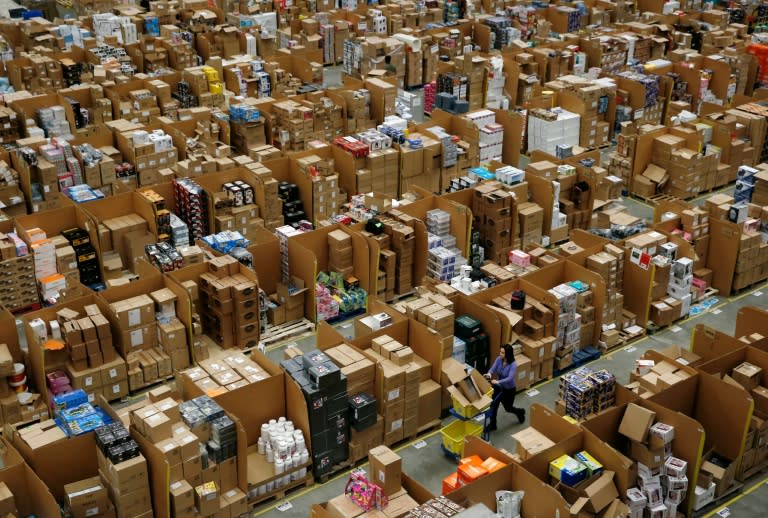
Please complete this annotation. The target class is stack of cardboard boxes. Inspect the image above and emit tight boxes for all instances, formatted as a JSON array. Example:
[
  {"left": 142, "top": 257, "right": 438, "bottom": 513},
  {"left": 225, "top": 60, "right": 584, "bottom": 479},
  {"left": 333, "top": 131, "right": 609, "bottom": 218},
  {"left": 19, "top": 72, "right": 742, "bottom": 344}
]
[
  {"left": 179, "top": 353, "right": 271, "bottom": 395},
  {"left": 618, "top": 404, "right": 691, "bottom": 518},
  {"left": 518, "top": 202, "right": 545, "bottom": 248},
  {"left": 115, "top": 128, "right": 178, "bottom": 187},
  {"left": 0, "top": 233, "right": 38, "bottom": 310},
  {"left": 627, "top": 358, "right": 691, "bottom": 397},
  {"left": 95, "top": 422, "right": 153, "bottom": 518},
  {"left": 64, "top": 476, "right": 115, "bottom": 518},
  {"left": 198, "top": 256, "right": 260, "bottom": 349},
  {"left": 367, "top": 337, "right": 407, "bottom": 446},
  {"left": 101, "top": 214, "right": 151, "bottom": 275},
  {"left": 130, "top": 395, "right": 244, "bottom": 518},
  {"left": 472, "top": 184, "right": 515, "bottom": 264},
  {"left": 325, "top": 446, "right": 421, "bottom": 517},
  {"left": 328, "top": 230, "right": 353, "bottom": 280},
  {"left": 280, "top": 350, "right": 349, "bottom": 477},
  {"left": 57, "top": 305, "right": 127, "bottom": 401}
]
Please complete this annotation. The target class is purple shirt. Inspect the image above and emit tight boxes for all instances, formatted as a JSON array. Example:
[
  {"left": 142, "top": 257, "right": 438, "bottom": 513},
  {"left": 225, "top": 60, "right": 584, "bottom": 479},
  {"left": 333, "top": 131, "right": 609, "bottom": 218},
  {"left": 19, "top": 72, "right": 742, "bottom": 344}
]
[{"left": 489, "top": 357, "right": 517, "bottom": 390}]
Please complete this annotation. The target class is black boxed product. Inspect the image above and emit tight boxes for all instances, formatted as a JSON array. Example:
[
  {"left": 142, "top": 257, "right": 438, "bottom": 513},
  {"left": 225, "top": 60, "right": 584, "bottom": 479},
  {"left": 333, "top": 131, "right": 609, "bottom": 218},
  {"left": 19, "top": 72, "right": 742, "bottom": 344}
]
[
  {"left": 302, "top": 350, "right": 332, "bottom": 370},
  {"left": 349, "top": 392, "right": 377, "bottom": 430},
  {"left": 308, "top": 362, "right": 341, "bottom": 390},
  {"left": 313, "top": 450, "right": 333, "bottom": 476}
]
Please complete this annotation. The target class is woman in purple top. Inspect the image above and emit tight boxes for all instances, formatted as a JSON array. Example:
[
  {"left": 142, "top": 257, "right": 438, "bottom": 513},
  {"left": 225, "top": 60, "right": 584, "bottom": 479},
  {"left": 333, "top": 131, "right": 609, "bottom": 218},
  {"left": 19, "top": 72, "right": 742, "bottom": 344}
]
[{"left": 485, "top": 344, "right": 525, "bottom": 431}]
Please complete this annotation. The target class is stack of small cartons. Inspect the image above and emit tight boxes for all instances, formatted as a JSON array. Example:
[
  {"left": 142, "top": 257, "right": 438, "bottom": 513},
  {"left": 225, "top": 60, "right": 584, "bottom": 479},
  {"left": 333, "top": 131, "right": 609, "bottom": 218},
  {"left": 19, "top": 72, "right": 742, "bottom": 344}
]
[
  {"left": 179, "top": 354, "right": 271, "bottom": 395},
  {"left": 328, "top": 229, "right": 353, "bottom": 278},
  {"left": 58, "top": 305, "right": 128, "bottom": 401},
  {"left": 627, "top": 358, "right": 692, "bottom": 397},
  {"left": 472, "top": 184, "right": 516, "bottom": 264},
  {"left": 128, "top": 395, "right": 245, "bottom": 518},
  {"left": 95, "top": 421, "right": 153, "bottom": 518},
  {"left": 198, "top": 255, "right": 260, "bottom": 349}
]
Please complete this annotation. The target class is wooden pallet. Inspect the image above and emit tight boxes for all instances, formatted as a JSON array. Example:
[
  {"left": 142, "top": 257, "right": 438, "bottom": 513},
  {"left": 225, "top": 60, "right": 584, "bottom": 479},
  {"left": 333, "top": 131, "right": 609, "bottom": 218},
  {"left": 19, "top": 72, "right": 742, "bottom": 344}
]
[
  {"left": 731, "top": 280, "right": 768, "bottom": 297},
  {"left": 630, "top": 192, "right": 680, "bottom": 206},
  {"left": 248, "top": 473, "right": 314, "bottom": 509},
  {"left": 316, "top": 459, "right": 354, "bottom": 484},
  {"left": 260, "top": 319, "right": 315, "bottom": 348},
  {"left": 417, "top": 418, "right": 443, "bottom": 435},
  {"left": 737, "top": 459, "right": 768, "bottom": 483},
  {"left": 385, "top": 290, "right": 417, "bottom": 304},
  {"left": 128, "top": 374, "right": 175, "bottom": 397}
]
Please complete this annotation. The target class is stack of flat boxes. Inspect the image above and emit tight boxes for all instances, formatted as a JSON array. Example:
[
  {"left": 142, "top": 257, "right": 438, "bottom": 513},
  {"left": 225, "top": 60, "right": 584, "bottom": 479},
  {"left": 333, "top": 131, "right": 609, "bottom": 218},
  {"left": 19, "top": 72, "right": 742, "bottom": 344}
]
[
  {"left": 309, "top": 174, "right": 342, "bottom": 222},
  {"left": 304, "top": 92, "right": 344, "bottom": 142},
  {"left": 198, "top": 256, "right": 260, "bottom": 349},
  {"left": 374, "top": 233, "right": 395, "bottom": 301},
  {"left": 281, "top": 350, "right": 349, "bottom": 477},
  {"left": 181, "top": 354, "right": 271, "bottom": 394},
  {"left": 604, "top": 243, "right": 625, "bottom": 324},
  {"left": 0, "top": 234, "right": 37, "bottom": 310},
  {"left": 57, "top": 305, "right": 128, "bottom": 403}
]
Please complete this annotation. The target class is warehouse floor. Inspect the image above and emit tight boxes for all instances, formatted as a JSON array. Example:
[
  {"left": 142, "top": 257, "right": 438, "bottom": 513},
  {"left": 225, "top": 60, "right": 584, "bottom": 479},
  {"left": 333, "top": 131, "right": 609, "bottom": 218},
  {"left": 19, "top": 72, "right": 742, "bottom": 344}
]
[{"left": 254, "top": 191, "right": 768, "bottom": 518}]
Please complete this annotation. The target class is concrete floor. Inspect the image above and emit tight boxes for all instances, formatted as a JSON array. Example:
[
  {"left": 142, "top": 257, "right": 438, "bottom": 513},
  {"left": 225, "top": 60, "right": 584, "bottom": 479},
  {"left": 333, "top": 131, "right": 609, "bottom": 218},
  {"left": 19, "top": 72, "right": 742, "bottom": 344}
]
[{"left": 252, "top": 191, "right": 768, "bottom": 518}]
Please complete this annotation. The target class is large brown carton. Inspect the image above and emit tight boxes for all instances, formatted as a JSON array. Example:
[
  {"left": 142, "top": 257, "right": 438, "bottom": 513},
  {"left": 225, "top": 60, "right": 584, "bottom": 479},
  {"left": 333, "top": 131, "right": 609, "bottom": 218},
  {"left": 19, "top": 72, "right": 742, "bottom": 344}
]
[{"left": 368, "top": 445, "right": 402, "bottom": 496}]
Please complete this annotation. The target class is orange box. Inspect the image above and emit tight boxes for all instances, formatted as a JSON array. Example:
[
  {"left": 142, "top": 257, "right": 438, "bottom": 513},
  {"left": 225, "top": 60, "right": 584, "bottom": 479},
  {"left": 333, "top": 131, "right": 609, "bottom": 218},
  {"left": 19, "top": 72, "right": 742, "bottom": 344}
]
[
  {"left": 441, "top": 472, "right": 459, "bottom": 495},
  {"left": 457, "top": 463, "right": 488, "bottom": 486},
  {"left": 459, "top": 455, "right": 483, "bottom": 466},
  {"left": 481, "top": 457, "right": 507, "bottom": 473}
]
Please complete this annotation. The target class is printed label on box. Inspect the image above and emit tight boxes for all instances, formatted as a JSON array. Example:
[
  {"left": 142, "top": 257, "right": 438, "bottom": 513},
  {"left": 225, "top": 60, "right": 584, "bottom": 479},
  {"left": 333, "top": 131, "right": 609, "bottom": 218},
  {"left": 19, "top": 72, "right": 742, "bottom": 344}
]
[
  {"left": 131, "top": 329, "right": 144, "bottom": 347},
  {"left": 128, "top": 308, "right": 141, "bottom": 327},
  {"left": 388, "top": 388, "right": 400, "bottom": 401}
]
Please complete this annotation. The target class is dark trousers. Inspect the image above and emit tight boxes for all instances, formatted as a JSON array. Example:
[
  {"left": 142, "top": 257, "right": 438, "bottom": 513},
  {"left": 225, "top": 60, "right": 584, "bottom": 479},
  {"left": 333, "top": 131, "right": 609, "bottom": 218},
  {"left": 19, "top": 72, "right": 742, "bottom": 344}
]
[{"left": 489, "top": 385, "right": 522, "bottom": 425}]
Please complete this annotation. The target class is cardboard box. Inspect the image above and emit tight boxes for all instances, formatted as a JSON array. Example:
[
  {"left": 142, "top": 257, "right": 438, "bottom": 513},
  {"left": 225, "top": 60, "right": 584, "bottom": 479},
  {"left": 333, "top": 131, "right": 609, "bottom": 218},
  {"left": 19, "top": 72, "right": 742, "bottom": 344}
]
[
  {"left": 64, "top": 476, "right": 109, "bottom": 518},
  {"left": 618, "top": 403, "right": 656, "bottom": 443},
  {"left": 582, "top": 471, "right": 619, "bottom": 513},
  {"left": 446, "top": 369, "right": 492, "bottom": 416},
  {"left": 512, "top": 427, "right": 556, "bottom": 460},
  {"left": 732, "top": 362, "right": 762, "bottom": 391},
  {"left": 368, "top": 445, "right": 401, "bottom": 496}
]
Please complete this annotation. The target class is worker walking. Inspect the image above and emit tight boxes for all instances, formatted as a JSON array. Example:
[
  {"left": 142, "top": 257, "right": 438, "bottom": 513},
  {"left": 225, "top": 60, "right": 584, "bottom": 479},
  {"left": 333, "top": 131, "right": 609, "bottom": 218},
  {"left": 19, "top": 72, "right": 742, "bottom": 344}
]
[{"left": 485, "top": 344, "right": 526, "bottom": 431}]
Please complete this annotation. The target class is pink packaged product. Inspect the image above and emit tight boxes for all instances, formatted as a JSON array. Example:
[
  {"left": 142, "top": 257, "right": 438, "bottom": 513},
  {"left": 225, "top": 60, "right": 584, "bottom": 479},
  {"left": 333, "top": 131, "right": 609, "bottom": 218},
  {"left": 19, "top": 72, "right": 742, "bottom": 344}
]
[
  {"left": 46, "top": 370, "right": 70, "bottom": 389},
  {"left": 508, "top": 249, "right": 531, "bottom": 267}
]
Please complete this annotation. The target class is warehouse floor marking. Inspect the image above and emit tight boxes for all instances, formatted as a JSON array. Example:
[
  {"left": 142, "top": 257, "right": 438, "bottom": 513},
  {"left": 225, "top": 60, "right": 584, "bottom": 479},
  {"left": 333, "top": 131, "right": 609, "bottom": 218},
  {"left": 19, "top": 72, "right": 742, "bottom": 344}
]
[
  {"left": 703, "top": 474, "right": 768, "bottom": 518},
  {"left": 251, "top": 279, "right": 768, "bottom": 514}
]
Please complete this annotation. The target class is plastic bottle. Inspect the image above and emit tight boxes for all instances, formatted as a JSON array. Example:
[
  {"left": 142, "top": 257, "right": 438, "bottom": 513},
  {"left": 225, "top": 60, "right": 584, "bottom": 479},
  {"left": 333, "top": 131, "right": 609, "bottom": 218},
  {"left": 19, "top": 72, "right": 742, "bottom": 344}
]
[
  {"left": 266, "top": 442, "right": 274, "bottom": 463},
  {"left": 260, "top": 423, "right": 269, "bottom": 441},
  {"left": 275, "top": 458, "right": 284, "bottom": 475},
  {"left": 257, "top": 437, "right": 266, "bottom": 455}
]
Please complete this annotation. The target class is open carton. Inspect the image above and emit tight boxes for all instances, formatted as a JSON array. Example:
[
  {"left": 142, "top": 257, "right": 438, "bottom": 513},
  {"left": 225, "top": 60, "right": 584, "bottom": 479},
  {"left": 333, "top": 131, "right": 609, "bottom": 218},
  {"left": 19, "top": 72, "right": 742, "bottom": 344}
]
[
  {"left": 446, "top": 369, "right": 492, "bottom": 417},
  {"left": 699, "top": 450, "right": 737, "bottom": 498}
]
